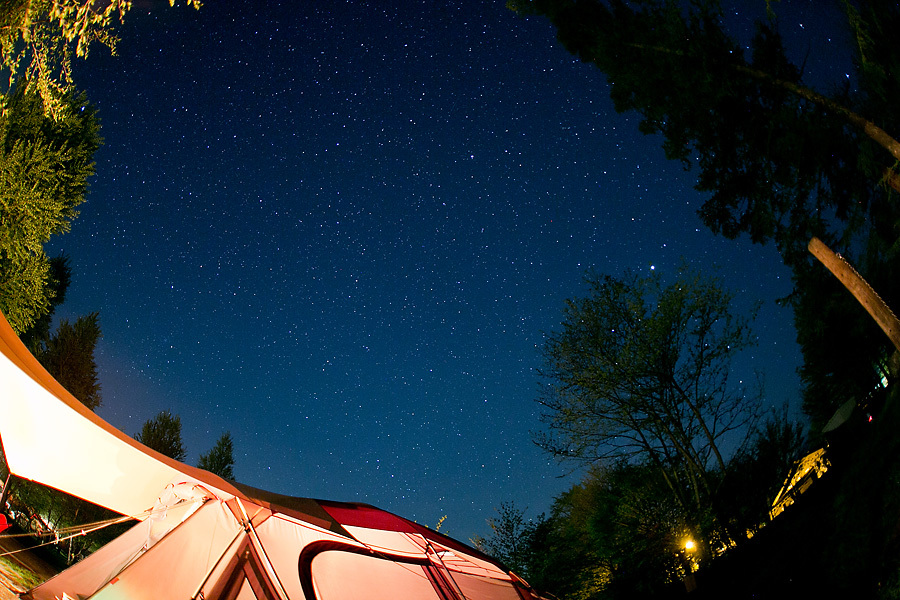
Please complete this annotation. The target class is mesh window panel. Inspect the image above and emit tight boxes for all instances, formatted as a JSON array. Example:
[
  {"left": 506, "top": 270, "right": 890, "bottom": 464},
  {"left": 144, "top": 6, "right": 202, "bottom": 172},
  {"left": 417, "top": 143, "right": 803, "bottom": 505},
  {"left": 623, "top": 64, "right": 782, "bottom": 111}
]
[{"left": 311, "top": 550, "right": 442, "bottom": 600}]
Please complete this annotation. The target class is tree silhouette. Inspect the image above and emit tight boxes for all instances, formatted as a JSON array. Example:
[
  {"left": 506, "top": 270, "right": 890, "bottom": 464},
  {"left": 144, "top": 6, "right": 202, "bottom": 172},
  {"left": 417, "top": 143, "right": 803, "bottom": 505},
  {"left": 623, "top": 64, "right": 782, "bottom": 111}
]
[
  {"left": 135, "top": 411, "right": 186, "bottom": 462},
  {"left": 38, "top": 313, "right": 102, "bottom": 411},
  {"left": 197, "top": 432, "right": 235, "bottom": 480},
  {"left": 538, "top": 265, "right": 760, "bottom": 544}
]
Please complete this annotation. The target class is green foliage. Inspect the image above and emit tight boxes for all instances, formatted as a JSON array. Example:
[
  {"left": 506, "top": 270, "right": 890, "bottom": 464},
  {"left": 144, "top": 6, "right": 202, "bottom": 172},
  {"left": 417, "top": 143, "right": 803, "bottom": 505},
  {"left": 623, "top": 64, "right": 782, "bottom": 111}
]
[
  {"left": 0, "top": 85, "right": 99, "bottom": 333},
  {"left": 134, "top": 411, "right": 186, "bottom": 462},
  {"left": 0, "top": 0, "right": 202, "bottom": 119},
  {"left": 19, "top": 253, "right": 72, "bottom": 352},
  {"left": 0, "top": 552, "right": 45, "bottom": 590},
  {"left": 517, "top": 379, "right": 897, "bottom": 599},
  {"left": 599, "top": 465, "right": 694, "bottom": 597},
  {"left": 35, "top": 312, "right": 102, "bottom": 411},
  {"left": 197, "top": 432, "right": 235, "bottom": 480},
  {"left": 530, "top": 464, "right": 695, "bottom": 599},
  {"left": 538, "top": 265, "right": 761, "bottom": 527},
  {"left": 534, "top": 474, "right": 613, "bottom": 598}
]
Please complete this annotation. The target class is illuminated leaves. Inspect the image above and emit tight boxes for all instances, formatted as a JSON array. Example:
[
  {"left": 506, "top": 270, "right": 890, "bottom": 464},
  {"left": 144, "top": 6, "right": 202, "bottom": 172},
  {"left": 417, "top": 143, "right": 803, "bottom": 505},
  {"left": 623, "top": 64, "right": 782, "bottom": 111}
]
[
  {"left": 0, "top": 0, "right": 202, "bottom": 119},
  {"left": 0, "top": 87, "right": 99, "bottom": 332}
]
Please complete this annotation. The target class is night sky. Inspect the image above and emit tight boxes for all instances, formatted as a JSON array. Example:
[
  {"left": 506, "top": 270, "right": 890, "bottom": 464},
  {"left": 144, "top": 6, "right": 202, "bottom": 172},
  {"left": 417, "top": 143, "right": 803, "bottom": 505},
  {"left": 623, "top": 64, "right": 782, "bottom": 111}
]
[{"left": 45, "top": 0, "right": 850, "bottom": 540}]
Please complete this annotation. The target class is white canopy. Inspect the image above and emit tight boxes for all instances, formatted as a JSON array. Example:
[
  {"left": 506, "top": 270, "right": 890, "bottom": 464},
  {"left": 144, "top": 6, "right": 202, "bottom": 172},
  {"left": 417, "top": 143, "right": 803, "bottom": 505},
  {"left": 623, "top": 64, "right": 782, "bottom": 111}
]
[{"left": 0, "top": 309, "right": 241, "bottom": 517}]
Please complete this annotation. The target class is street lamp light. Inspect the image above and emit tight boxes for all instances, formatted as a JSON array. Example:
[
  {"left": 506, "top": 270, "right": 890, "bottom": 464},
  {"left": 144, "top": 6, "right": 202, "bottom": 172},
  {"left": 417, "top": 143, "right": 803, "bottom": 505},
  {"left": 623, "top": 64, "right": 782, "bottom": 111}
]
[{"left": 682, "top": 538, "right": 698, "bottom": 592}]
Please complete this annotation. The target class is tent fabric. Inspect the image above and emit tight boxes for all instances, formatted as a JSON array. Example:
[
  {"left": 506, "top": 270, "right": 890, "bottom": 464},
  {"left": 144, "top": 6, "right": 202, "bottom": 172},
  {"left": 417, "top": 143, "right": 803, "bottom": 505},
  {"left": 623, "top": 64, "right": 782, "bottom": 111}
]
[
  {"left": 88, "top": 499, "right": 244, "bottom": 600},
  {"left": 203, "top": 535, "right": 283, "bottom": 600},
  {"left": 0, "top": 308, "right": 545, "bottom": 600},
  {"left": 25, "top": 498, "right": 207, "bottom": 600},
  {"left": 27, "top": 494, "right": 536, "bottom": 600},
  {"left": 231, "top": 483, "right": 350, "bottom": 537},
  {"left": 318, "top": 502, "right": 418, "bottom": 533}
]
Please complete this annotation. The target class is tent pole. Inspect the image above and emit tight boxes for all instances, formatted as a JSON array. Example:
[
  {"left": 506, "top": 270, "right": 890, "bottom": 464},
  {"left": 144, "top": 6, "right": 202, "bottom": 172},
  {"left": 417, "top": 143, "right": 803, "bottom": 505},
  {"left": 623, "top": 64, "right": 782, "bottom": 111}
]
[
  {"left": 421, "top": 537, "right": 467, "bottom": 600},
  {"left": 236, "top": 500, "right": 291, "bottom": 600},
  {"left": 0, "top": 473, "right": 13, "bottom": 511}
]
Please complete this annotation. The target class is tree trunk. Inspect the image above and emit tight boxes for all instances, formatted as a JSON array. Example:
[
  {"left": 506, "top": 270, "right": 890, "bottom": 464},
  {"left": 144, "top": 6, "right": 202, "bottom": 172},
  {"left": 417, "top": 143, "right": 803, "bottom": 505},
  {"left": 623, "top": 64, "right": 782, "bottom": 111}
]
[{"left": 808, "top": 237, "right": 900, "bottom": 353}]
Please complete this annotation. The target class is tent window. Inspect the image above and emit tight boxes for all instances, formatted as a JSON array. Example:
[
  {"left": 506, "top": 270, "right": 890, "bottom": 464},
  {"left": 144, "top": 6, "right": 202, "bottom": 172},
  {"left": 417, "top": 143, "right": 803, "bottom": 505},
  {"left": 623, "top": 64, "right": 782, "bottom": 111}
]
[
  {"left": 299, "top": 541, "right": 454, "bottom": 600},
  {"left": 450, "top": 571, "right": 525, "bottom": 600}
]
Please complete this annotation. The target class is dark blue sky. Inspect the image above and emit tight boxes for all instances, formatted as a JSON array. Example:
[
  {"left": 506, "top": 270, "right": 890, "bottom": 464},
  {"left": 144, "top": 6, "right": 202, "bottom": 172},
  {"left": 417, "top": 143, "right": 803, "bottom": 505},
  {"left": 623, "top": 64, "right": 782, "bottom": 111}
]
[{"left": 47, "top": 0, "right": 850, "bottom": 540}]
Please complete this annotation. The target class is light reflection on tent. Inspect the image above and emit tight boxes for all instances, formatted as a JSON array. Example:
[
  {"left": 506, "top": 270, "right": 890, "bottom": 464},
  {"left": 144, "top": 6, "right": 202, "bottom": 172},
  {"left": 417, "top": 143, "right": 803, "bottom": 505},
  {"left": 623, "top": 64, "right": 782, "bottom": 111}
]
[{"left": 0, "top": 311, "right": 545, "bottom": 600}]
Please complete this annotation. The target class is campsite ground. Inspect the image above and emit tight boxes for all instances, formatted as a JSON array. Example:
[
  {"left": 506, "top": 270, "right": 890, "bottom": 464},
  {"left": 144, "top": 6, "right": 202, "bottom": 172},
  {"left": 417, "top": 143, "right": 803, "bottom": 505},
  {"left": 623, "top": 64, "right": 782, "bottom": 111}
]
[
  {"left": 0, "top": 530, "right": 57, "bottom": 598},
  {"left": 0, "top": 570, "right": 23, "bottom": 600}
]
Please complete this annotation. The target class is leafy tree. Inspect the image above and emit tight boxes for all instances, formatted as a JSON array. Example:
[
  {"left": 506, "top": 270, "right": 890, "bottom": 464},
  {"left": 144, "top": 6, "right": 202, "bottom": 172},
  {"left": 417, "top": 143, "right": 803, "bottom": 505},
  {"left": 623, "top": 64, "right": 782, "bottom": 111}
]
[
  {"left": 474, "top": 502, "right": 542, "bottom": 578},
  {"left": 537, "top": 266, "right": 761, "bottom": 546},
  {"left": 36, "top": 312, "right": 102, "bottom": 411},
  {"left": 515, "top": 513, "right": 567, "bottom": 596},
  {"left": 0, "top": 0, "right": 201, "bottom": 119},
  {"left": 536, "top": 473, "right": 613, "bottom": 599},
  {"left": 600, "top": 464, "right": 694, "bottom": 598},
  {"left": 509, "top": 0, "right": 900, "bottom": 430},
  {"left": 134, "top": 411, "right": 186, "bottom": 462},
  {"left": 534, "top": 463, "right": 693, "bottom": 599},
  {"left": 197, "top": 432, "right": 235, "bottom": 480},
  {"left": 0, "top": 85, "right": 99, "bottom": 333}
]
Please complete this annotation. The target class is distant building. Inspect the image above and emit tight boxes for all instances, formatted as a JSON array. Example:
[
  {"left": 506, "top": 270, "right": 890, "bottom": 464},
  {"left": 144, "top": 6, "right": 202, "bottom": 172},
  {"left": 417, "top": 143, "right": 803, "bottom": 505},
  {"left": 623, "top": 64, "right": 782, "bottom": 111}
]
[{"left": 769, "top": 447, "right": 830, "bottom": 520}]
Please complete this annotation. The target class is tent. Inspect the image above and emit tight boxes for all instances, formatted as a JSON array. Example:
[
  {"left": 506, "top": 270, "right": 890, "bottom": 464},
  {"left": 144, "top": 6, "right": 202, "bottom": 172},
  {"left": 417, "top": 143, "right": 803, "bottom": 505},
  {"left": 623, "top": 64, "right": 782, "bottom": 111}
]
[{"left": 0, "top": 310, "right": 543, "bottom": 600}]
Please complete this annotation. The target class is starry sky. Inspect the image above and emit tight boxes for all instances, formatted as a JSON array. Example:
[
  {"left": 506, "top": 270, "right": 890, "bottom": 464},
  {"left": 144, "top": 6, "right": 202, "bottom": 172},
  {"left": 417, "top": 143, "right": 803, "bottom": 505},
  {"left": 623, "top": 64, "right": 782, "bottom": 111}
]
[{"left": 45, "top": 0, "right": 851, "bottom": 540}]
